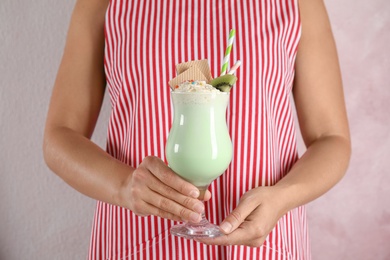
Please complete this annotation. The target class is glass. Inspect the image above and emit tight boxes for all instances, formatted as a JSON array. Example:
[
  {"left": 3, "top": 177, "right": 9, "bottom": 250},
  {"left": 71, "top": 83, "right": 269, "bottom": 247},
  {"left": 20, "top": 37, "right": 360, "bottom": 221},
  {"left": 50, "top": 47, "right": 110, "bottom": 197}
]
[{"left": 166, "top": 92, "right": 232, "bottom": 238}]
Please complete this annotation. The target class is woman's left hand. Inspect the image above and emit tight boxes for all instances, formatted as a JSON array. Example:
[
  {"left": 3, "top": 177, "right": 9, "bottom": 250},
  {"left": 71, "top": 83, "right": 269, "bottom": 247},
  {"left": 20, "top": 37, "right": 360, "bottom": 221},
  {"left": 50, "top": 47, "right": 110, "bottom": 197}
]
[{"left": 196, "top": 186, "right": 289, "bottom": 247}]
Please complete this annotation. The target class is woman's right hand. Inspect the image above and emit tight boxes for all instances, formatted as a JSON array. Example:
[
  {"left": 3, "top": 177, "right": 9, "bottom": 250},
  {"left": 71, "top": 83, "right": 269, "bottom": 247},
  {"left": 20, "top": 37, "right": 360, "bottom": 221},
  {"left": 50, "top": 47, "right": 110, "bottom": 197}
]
[{"left": 119, "top": 156, "right": 210, "bottom": 223}]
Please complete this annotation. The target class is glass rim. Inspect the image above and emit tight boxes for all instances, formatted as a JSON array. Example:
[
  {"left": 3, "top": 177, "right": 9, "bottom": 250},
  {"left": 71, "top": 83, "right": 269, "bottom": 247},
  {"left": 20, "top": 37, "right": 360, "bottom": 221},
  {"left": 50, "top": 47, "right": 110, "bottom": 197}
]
[{"left": 170, "top": 91, "right": 229, "bottom": 95}]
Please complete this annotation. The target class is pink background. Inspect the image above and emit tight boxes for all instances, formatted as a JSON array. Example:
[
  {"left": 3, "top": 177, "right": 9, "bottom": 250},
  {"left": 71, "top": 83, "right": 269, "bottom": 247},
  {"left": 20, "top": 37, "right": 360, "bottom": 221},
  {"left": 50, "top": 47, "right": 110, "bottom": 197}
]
[
  {"left": 305, "top": 1, "right": 390, "bottom": 258},
  {"left": 0, "top": 0, "right": 389, "bottom": 259}
]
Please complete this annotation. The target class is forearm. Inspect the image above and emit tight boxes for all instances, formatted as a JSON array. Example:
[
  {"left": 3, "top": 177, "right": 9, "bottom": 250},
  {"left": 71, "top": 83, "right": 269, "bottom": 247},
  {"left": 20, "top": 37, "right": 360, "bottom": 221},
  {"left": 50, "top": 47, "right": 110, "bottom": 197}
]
[
  {"left": 43, "top": 127, "right": 133, "bottom": 206},
  {"left": 277, "top": 0, "right": 352, "bottom": 215},
  {"left": 275, "top": 134, "right": 351, "bottom": 212}
]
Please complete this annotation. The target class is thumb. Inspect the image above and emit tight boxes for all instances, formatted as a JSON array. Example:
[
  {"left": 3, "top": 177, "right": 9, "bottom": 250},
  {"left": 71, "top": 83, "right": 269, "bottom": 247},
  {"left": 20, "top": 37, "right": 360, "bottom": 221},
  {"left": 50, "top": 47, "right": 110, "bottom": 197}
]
[{"left": 219, "top": 196, "right": 259, "bottom": 234}]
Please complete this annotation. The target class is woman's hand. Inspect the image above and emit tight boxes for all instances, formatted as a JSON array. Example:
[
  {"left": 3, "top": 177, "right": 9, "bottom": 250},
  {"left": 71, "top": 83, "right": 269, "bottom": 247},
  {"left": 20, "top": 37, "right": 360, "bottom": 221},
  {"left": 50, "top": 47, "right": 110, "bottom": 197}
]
[
  {"left": 196, "top": 186, "right": 287, "bottom": 247},
  {"left": 119, "top": 156, "right": 211, "bottom": 223}
]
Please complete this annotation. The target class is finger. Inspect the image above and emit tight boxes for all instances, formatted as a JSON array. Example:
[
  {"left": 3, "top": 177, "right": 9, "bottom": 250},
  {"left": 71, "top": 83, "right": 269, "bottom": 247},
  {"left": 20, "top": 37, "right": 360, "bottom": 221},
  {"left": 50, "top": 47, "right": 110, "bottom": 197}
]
[
  {"left": 135, "top": 201, "right": 182, "bottom": 222},
  {"left": 196, "top": 223, "right": 266, "bottom": 247},
  {"left": 144, "top": 156, "right": 200, "bottom": 198},
  {"left": 219, "top": 195, "right": 259, "bottom": 234},
  {"left": 195, "top": 228, "right": 247, "bottom": 246},
  {"left": 203, "top": 190, "right": 212, "bottom": 201},
  {"left": 146, "top": 170, "right": 205, "bottom": 214},
  {"left": 144, "top": 190, "right": 202, "bottom": 223}
]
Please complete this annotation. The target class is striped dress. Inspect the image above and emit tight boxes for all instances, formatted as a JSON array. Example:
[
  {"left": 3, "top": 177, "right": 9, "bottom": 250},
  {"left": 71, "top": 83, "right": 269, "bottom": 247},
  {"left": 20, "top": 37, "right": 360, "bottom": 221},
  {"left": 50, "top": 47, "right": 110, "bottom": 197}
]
[{"left": 89, "top": 0, "right": 310, "bottom": 259}]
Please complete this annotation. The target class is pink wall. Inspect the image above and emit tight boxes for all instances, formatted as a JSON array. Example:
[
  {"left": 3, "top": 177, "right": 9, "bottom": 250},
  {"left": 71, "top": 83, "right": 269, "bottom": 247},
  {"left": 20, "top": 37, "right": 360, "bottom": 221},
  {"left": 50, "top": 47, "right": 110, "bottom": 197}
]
[
  {"left": 0, "top": 0, "right": 389, "bottom": 259},
  {"left": 306, "top": 0, "right": 390, "bottom": 259}
]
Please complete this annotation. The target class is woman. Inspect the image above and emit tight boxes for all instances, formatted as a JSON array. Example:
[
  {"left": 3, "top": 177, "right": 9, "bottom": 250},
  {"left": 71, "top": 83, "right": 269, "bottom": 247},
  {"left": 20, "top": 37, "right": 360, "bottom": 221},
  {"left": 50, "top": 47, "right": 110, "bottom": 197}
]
[{"left": 43, "top": 0, "right": 351, "bottom": 259}]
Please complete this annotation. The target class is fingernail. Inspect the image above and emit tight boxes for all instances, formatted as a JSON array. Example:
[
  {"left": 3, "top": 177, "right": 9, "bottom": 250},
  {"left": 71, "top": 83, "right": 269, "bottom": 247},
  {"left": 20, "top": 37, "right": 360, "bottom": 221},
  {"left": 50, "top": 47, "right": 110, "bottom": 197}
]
[
  {"left": 194, "top": 202, "right": 204, "bottom": 213},
  {"left": 189, "top": 190, "right": 200, "bottom": 198},
  {"left": 190, "top": 212, "right": 201, "bottom": 223},
  {"left": 220, "top": 222, "right": 232, "bottom": 233}
]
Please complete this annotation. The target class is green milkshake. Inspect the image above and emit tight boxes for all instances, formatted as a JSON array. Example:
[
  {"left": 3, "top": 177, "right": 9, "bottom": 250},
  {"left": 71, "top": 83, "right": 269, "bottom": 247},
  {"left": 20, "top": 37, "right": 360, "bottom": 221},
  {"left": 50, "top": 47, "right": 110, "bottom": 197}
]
[
  {"left": 166, "top": 87, "right": 232, "bottom": 188},
  {"left": 166, "top": 59, "right": 238, "bottom": 238}
]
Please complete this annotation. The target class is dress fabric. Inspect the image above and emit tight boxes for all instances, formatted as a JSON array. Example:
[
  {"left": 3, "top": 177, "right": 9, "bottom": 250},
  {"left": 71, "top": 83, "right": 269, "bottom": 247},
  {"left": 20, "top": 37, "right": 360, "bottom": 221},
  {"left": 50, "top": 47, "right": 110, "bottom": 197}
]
[{"left": 88, "top": 0, "right": 311, "bottom": 259}]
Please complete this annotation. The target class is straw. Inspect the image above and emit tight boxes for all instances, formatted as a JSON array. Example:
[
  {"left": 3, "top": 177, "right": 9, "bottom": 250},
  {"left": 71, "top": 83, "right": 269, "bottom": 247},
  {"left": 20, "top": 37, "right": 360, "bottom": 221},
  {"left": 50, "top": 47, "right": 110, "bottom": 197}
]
[
  {"left": 220, "top": 29, "right": 236, "bottom": 76},
  {"left": 227, "top": 60, "right": 241, "bottom": 75}
]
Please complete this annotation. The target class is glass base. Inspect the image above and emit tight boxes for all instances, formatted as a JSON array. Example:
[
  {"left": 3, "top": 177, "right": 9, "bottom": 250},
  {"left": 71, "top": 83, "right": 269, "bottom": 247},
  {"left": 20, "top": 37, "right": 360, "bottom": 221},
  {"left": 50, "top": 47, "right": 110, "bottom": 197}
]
[{"left": 170, "top": 213, "right": 224, "bottom": 239}]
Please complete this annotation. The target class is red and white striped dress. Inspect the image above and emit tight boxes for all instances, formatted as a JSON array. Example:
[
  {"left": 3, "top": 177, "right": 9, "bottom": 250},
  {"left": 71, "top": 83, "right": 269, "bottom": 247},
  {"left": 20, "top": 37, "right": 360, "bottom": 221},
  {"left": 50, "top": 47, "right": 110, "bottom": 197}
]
[{"left": 89, "top": 0, "right": 310, "bottom": 259}]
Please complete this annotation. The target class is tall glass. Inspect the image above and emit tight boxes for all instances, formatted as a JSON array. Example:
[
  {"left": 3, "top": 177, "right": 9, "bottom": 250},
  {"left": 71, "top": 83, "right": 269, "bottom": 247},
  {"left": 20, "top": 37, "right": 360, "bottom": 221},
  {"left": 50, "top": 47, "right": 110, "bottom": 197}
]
[{"left": 166, "top": 91, "right": 232, "bottom": 238}]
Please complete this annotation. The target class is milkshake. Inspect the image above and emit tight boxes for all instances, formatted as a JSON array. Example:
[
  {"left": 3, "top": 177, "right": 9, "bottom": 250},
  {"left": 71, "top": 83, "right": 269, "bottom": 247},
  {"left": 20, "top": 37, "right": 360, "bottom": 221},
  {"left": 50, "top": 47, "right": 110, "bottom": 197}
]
[
  {"left": 166, "top": 81, "right": 232, "bottom": 187},
  {"left": 165, "top": 54, "right": 239, "bottom": 238},
  {"left": 165, "top": 80, "right": 232, "bottom": 238}
]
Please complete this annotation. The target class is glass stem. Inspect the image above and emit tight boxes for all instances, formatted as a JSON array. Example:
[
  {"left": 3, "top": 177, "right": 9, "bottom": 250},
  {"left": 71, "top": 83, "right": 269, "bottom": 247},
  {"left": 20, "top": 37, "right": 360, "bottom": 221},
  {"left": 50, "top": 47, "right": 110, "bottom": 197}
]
[
  {"left": 189, "top": 205, "right": 209, "bottom": 226},
  {"left": 191, "top": 185, "right": 210, "bottom": 225},
  {"left": 198, "top": 209, "right": 209, "bottom": 225}
]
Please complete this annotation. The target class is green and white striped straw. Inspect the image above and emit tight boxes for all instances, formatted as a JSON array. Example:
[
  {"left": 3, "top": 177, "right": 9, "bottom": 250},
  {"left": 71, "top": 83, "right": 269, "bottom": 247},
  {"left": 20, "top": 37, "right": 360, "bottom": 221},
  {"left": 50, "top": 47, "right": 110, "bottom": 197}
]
[{"left": 220, "top": 29, "right": 236, "bottom": 76}]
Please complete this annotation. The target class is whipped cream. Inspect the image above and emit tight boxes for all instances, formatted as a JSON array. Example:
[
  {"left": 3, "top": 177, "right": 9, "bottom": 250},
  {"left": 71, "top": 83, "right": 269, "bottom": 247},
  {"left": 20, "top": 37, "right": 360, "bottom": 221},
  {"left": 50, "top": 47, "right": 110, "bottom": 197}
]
[{"left": 173, "top": 80, "right": 219, "bottom": 93}]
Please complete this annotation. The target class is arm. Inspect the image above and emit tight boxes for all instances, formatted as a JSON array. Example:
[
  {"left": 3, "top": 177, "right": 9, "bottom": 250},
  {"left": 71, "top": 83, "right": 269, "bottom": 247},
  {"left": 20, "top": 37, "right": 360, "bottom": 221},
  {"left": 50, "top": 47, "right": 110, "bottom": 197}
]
[
  {"left": 197, "top": 0, "right": 351, "bottom": 247},
  {"left": 274, "top": 0, "right": 351, "bottom": 211},
  {"left": 43, "top": 0, "right": 205, "bottom": 223}
]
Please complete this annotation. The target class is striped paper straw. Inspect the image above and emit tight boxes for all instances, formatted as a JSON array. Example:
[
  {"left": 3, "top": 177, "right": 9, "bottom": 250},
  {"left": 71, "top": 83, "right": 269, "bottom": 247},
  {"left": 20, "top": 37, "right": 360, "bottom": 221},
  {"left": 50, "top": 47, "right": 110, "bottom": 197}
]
[
  {"left": 220, "top": 29, "right": 236, "bottom": 76},
  {"left": 227, "top": 60, "right": 242, "bottom": 75}
]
